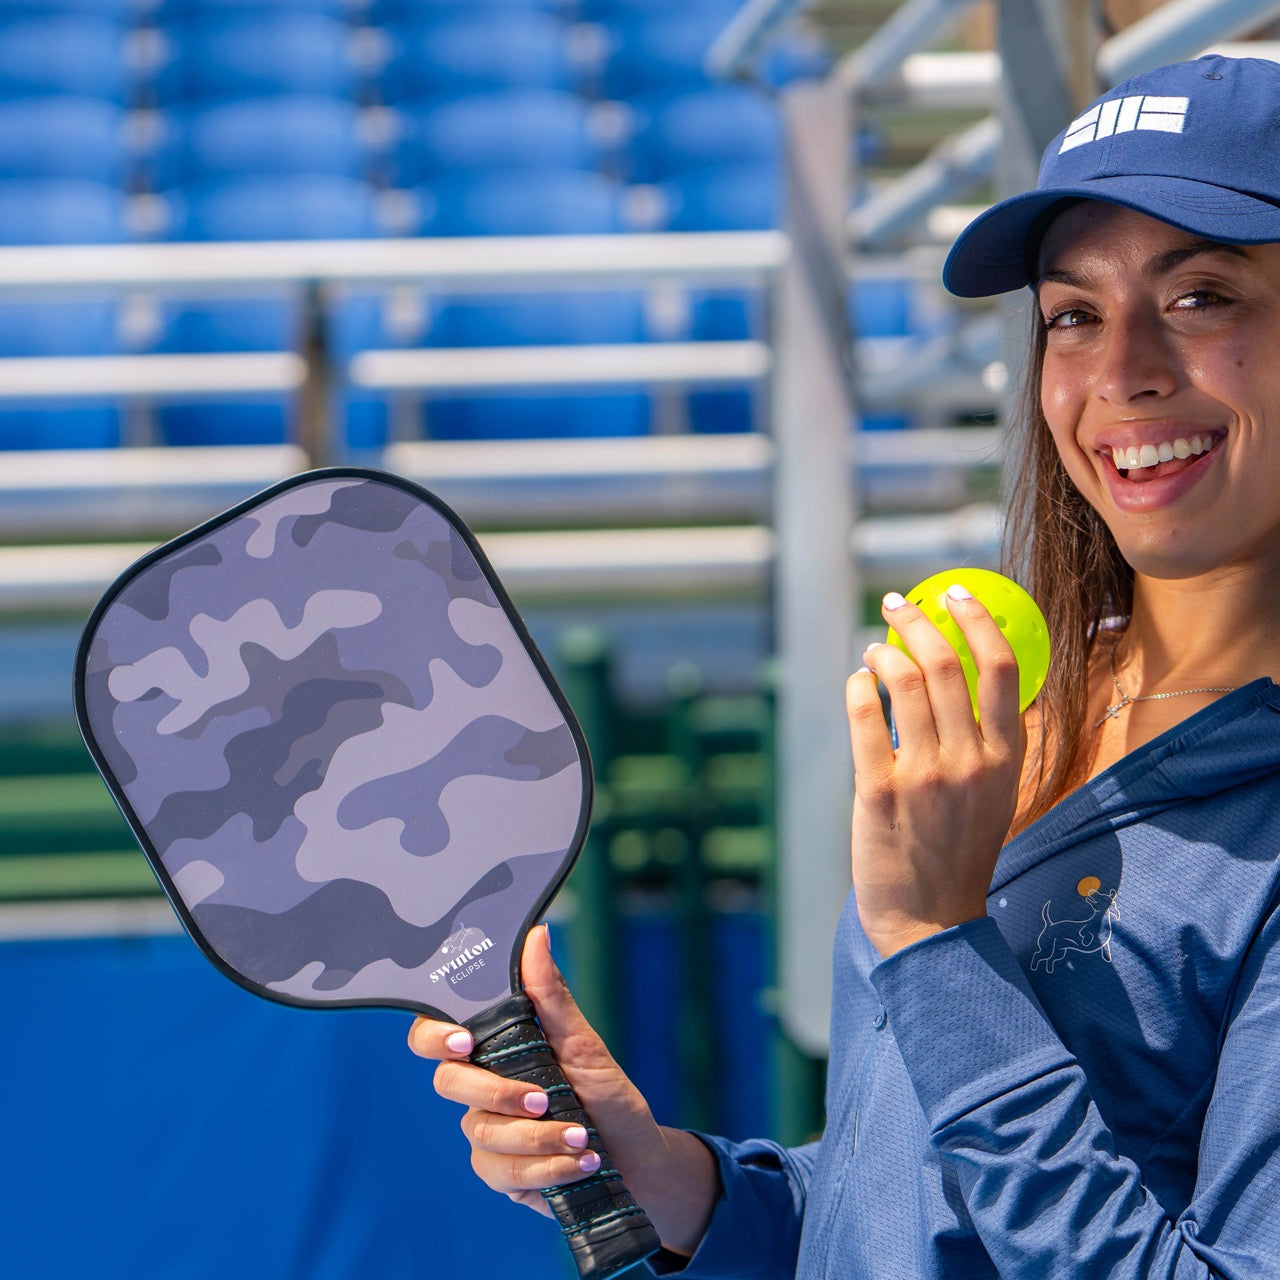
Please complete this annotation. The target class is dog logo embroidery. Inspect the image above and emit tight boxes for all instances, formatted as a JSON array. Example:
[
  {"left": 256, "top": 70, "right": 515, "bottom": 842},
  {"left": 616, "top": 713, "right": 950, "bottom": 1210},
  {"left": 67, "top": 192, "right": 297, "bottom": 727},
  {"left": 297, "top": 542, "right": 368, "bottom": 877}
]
[{"left": 1030, "top": 876, "right": 1119, "bottom": 974}]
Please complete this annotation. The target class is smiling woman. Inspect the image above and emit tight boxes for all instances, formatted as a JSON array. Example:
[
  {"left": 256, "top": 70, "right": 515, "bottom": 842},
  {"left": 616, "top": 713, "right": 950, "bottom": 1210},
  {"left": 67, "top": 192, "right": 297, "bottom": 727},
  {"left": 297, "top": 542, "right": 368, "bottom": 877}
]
[{"left": 407, "top": 53, "right": 1280, "bottom": 1280}]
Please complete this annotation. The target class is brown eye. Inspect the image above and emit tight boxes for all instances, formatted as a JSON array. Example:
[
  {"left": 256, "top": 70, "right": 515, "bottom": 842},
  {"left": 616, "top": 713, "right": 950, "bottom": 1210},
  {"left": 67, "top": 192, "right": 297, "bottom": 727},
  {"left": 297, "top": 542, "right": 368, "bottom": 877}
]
[{"left": 1045, "top": 308, "right": 1094, "bottom": 329}]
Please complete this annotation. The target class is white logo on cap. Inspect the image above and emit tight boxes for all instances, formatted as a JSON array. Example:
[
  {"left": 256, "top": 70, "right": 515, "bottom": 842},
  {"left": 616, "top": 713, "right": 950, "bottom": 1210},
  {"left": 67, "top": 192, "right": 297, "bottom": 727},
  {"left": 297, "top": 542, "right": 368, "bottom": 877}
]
[{"left": 1059, "top": 95, "right": 1189, "bottom": 153}]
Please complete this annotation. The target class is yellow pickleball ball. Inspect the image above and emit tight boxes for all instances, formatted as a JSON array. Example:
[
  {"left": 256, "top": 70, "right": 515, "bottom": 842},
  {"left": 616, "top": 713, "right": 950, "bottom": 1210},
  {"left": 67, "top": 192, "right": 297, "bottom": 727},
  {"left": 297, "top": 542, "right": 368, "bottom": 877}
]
[{"left": 885, "top": 568, "right": 1051, "bottom": 717}]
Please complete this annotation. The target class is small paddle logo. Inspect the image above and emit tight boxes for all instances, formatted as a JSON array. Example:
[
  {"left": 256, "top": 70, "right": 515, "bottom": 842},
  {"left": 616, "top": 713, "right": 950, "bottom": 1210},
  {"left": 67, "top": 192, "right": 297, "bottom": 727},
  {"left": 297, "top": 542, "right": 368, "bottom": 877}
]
[
  {"left": 430, "top": 926, "right": 495, "bottom": 986},
  {"left": 1029, "top": 876, "right": 1120, "bottom": 974}
]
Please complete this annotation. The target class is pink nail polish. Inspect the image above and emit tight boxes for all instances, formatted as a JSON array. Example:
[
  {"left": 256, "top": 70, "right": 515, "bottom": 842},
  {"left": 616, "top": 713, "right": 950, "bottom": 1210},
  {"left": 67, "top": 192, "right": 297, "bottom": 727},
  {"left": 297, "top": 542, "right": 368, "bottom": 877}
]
[
  {"left": 445, "top": 1030, "right": 473, "bottom": 1055},
  {"left": 578, "top": 1151, "right": 601, "bottom": 1174},
  {"left": 564, "top": 1125, "right": 589, "bottom": 1149},
  {"left": 883, "top": 591, "right": 908, "bottom": 611},
  {"left": 523, "top": 1091, "right": 549, "bottom": 1116}
]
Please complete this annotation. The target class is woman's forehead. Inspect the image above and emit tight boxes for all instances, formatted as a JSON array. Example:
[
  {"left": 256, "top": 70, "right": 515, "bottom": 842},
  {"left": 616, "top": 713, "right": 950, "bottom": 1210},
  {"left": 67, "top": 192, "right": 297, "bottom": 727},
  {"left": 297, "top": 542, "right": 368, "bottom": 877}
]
[{"left": 1035, "top": 202, "right": 1260, "bottom": 282}]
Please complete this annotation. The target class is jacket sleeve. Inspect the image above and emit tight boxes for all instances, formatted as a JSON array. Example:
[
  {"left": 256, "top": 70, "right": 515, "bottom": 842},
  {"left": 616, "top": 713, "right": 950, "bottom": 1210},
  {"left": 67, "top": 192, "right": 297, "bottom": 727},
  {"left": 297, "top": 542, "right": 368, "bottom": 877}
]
[
  {"left": 647, "top": 1135, "right": 819, "bottom": 1279},
  {"left": 870, "top": 913, "right": 1280, "bottom": 1278}
]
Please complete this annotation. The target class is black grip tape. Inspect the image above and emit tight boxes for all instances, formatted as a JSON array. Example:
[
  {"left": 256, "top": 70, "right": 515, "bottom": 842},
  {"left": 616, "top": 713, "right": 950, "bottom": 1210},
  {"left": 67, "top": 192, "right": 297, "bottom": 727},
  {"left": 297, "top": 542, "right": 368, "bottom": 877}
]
[{"left": 467, "top": 994, "right": 661, "bottom": 1280}]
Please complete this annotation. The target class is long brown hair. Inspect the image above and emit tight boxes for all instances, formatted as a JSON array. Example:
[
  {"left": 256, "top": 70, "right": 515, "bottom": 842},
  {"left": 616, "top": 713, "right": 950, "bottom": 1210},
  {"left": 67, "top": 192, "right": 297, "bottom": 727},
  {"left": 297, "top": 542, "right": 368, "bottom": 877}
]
[{"left": 1002, "top": 314, "right": 1133, "bottom": 828}]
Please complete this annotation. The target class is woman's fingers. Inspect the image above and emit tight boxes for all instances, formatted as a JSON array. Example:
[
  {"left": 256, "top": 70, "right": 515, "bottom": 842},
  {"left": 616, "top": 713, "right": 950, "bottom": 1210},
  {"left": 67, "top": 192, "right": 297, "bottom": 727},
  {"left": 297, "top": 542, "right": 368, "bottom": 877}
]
[
  {"left": 407, "top": 1016, "right": 476, "bottom": 1062},
  {"left": 942, "top": 587, "right": 1023, "bottom": 737},
  {"left": 432, "top": 1057, "right": 547, "bottom": 1118},
  {"left": 846, "top": 666, "right": 893, "bottom": 782},
  {"left": 876, "top": 590, "right": 980, "bottom": 742},
  {"left": 431, "top": 1044, "right": 605, "bottom": 1208}
]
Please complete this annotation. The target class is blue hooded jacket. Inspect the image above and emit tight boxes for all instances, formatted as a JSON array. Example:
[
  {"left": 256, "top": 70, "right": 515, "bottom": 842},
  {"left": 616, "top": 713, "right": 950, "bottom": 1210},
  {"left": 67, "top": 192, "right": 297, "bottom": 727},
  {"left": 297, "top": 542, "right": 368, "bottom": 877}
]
[{"left": 664, "top": 679, "right": 1280, "bottom": 1278}]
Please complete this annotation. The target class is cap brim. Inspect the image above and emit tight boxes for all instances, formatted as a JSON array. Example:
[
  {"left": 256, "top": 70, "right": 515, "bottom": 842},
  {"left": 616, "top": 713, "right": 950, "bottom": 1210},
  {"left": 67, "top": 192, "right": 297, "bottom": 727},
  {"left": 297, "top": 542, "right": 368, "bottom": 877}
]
[{"left": 942, "top": 174, "right": 1280, "bottom": 298}]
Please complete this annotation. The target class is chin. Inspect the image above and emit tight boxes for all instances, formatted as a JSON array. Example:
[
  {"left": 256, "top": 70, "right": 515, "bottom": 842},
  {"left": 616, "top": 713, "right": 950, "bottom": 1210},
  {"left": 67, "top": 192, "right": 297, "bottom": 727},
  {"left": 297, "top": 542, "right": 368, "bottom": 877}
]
[{"left": 1111, "top": 541, "right": 1215, "bottom": 582}]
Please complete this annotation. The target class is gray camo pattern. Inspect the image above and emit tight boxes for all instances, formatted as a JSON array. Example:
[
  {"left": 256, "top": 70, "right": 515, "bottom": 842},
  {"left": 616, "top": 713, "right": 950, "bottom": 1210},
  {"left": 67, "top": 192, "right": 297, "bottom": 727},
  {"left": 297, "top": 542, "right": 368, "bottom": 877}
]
[{"left": 80, "top": 475, "right": 586, "bottom": 1023}]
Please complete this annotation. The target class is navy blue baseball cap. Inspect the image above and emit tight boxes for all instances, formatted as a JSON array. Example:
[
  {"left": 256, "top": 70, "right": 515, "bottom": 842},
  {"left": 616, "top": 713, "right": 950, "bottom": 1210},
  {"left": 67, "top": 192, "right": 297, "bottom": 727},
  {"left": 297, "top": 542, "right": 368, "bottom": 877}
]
[{"left": 943, "top": 54, "right": 1280, "bottom": 297}]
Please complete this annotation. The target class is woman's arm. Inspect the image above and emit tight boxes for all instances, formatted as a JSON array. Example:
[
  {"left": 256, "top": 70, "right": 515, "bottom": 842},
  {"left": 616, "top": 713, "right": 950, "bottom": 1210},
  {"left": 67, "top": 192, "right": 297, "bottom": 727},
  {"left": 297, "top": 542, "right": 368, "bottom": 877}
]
[{"left": 873, "top": 907, "right": 1280, "bottom": 1276}]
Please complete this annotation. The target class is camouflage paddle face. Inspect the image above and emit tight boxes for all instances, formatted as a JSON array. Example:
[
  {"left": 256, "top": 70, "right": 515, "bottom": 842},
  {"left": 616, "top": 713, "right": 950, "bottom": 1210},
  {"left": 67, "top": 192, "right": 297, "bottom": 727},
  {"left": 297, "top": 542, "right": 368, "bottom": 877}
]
[{"left": 74, "top": 469, "right": 591, "bottom": 1025}]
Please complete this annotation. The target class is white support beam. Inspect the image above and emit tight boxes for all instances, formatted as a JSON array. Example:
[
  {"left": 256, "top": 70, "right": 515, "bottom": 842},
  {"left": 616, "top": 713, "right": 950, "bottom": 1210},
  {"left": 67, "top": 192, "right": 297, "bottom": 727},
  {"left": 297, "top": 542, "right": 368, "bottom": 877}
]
[
  {"left": 0, "top": 352, "right": 305, "bottom": 398},
  {"left": 0, "top": 232, "right": 788, "bottom": 293},
  {"left": 351, "top": 341, "right": 772, "bottom": 391}
]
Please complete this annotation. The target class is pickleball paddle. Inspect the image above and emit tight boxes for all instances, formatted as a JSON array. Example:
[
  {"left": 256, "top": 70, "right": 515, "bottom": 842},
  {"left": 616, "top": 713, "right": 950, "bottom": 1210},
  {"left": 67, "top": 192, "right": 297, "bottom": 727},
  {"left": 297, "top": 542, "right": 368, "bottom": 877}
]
[{"left": 73, "top": 467, "right": 660, "bottom": 1280}]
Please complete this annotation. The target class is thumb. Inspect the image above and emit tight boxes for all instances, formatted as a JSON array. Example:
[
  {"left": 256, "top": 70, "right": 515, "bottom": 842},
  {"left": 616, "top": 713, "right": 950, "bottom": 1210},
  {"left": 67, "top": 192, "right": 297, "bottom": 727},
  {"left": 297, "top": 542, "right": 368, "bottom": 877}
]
[{"left": 520, "top": 925, "right": 618, "bottom": 1074}]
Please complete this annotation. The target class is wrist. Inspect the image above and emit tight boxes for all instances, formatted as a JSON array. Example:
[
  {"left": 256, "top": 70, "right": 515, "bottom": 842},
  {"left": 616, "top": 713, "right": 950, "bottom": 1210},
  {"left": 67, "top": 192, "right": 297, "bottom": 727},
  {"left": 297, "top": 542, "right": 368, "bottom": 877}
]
[
  {"left": 628, "top": 1127, "right": 720, "bottom": 1257},
  {"left": 861, "top": 904, "right": 988, "bottom": 959}
]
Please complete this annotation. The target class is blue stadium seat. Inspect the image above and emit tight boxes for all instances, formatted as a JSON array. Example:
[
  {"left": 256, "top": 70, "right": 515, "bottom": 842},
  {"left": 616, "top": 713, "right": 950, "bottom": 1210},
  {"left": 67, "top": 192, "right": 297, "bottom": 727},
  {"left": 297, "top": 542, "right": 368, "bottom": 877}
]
[
  {"left": 410, "top": 168, "right": 648, "bottom": 440},
  {"left": 383, "top": 12, "right": 577, "bottom": 99},
  {"left": 156, "top": 0, "right": 359, "bottom": 13},
  {"left": 422, "top": 167, "right": 626, "bottom": 236},
  {"left": 157, "top": 174, "right": 380, "bottom": 444},
  {"left": 850, "top": 277, "right": 915, "bottom": 432},
  {"left": 0, "top": 297, "right": 123, "bottom": 449},
  {"left": 656, "top": 163, "right": 781, "bottom": 231},
  {"left": 396, "top": 89, "right": 598, "bottom": 185},
  {"left": 600, "top": 12, "right": 733, "bottom": 97},
  {"left": 626, "top": 86, "right": 781, "bottom": 181},
  {"left": 0, "top": 17, "right": 133, "bottom": 101},
  {"left": 0, "top": 0, "right": 140, "bottom": 14},
  {"left": 327, "top": 290, "right": 428, "bottom": 453},
  {"left": 0, "top": 399, "right": 122, "bottom": 449},
  {"left": 0, "top": 179, "right": 129, "bottom": 243},
  {"left": 151, "top": 291, "right": 299, "bottom": 446},
  {"left": 0, "top": 98, "right": 128, "bottom": 182},
  {"left": 377, "top": 0, "right": 565, "bottom": 13},
  {"left": 156, "top": 95, "right": 372, "bottom": 185},
  {"left": 155, "top": 13, "right": 364, "bottom": 101},
  {"left": 579, "top": 0, "right": 740, "bottom": 16},
  {"left": 0, "top": 179, "right": 127, "bottom": 446},
  {"left": 647, "top": 156, "right": 780, "bottom": 435},
  {"left": 166, "top": 174, "right": 381, "bottom": 239}
]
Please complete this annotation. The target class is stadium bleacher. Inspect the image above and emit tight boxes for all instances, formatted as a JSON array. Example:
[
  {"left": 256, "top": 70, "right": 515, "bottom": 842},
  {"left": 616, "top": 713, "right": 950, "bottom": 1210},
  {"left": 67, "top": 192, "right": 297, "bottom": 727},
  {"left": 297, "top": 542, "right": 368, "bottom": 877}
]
[{"left": 0, "top": 0, "right": 813, "bottom": 451}]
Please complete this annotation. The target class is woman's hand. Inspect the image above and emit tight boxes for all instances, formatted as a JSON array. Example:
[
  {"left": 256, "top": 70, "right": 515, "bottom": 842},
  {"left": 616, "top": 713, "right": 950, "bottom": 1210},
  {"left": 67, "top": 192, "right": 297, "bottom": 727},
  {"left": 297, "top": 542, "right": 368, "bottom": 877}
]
[
  {"left": 408, "top": 924, "right": 719, "bottom": 1256},
  {"left": 846, "top": 585, "right": 1027, "bottom": 959}
]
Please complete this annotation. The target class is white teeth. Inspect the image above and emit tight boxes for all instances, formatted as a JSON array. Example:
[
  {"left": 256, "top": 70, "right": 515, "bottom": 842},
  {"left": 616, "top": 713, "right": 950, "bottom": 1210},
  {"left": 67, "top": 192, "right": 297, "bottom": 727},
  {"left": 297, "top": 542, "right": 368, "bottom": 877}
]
[{"left": 1111, "top": 434, "right": 1214, "bottom": 471}]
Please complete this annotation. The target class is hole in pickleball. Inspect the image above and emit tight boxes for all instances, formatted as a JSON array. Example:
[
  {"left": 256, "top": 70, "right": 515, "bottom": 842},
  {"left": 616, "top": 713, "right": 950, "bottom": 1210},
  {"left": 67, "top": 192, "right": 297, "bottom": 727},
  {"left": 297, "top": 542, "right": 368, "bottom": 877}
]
[
  {"left": 933, "top": 610, "right": 947, "bottom": 624},
  {"left": 993, "top": 614, "right": 1008, "bottom": 628}
]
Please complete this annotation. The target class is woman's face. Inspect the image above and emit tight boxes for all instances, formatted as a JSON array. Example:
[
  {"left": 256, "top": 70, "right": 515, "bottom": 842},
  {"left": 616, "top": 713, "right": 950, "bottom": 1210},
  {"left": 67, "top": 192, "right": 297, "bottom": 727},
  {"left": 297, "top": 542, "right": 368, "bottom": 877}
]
[{"left": 1036, "top": 201, "right": 1280, "bottom": 582}]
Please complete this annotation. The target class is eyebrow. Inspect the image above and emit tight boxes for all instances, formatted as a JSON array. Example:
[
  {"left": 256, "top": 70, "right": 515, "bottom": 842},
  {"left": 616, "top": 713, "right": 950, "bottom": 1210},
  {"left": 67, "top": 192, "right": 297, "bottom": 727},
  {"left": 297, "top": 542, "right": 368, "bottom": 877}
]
[{"left": 1036, "top": 239, "right": 1252, "bottom": 289}]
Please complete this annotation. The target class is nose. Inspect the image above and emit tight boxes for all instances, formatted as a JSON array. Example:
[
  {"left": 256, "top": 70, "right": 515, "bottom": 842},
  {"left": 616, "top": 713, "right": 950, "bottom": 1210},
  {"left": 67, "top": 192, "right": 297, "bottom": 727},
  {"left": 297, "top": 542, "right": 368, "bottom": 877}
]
[{"left": 1093, "top": 307, "right": 1181, "bottom": 404}]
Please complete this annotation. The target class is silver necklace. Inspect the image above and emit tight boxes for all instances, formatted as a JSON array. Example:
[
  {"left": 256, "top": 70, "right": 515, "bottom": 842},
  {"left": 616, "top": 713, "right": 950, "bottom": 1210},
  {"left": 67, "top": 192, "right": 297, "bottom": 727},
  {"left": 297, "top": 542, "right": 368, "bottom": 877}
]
[{"left": 1094, "top": 649, "right": 1235, "bottom": 728}]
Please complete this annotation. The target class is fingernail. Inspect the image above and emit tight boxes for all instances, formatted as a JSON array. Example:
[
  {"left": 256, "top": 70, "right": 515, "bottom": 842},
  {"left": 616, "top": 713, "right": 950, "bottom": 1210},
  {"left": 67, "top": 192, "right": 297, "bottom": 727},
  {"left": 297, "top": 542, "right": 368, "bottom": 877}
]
[
  {"left": 578, "top": 1151, "right": 601, "bottom": 1173},
  {"left": 883, "top": 591, "right": 908, "bottom": 611},
  {"left": 946, "top": 583, "right": 973, "bottom": 601},
  {"left": 523, "top": 1091, "right": 549, "bottom": 1116},
  {"left": 854, "top": 666, "right": 872, "bottom": 676},
  {"left": 445, "top": 1030, "right": 473, "bottom": 1055},
  {"left": 564, "top": 1125, "right": 589, "bottom": 1150},
  {"left": 542, "top": 922, "right": 552, "bottom": 954}
]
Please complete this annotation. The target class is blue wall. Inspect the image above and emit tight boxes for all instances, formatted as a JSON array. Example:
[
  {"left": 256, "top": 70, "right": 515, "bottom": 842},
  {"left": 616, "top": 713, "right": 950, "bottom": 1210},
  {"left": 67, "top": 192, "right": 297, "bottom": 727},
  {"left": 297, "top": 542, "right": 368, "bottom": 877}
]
[{"left": 2, "top": 931, "right": 575, "bottom": 1280}]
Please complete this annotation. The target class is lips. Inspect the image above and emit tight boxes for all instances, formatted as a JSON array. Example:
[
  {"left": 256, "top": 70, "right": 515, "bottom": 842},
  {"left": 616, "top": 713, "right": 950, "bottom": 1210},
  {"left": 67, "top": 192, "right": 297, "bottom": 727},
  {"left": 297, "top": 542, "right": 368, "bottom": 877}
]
[{"left": 1096, "top": 429, "right": 1223, "bottom": 511}]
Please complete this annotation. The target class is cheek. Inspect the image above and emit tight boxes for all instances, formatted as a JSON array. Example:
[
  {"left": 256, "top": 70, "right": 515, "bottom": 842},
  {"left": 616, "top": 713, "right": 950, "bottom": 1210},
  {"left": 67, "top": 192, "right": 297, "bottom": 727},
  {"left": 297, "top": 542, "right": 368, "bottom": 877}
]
[{"left": 1039, "top": 373, "right": 1081, "bottom": 456}]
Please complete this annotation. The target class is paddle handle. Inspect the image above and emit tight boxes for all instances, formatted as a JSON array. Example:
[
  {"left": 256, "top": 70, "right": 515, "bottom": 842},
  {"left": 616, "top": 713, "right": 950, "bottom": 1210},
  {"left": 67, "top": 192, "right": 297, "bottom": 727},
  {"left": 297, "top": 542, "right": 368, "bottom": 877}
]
[{"left": 466, "top": 993, "right": 662, "bottom": 1280}]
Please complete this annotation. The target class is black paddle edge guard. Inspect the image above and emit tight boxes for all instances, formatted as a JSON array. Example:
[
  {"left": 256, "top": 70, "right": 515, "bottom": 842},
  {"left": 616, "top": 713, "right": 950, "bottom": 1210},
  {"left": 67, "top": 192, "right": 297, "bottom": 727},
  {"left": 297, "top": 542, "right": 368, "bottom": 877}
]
[{"left": 467, "top": 993, "right": 662, "bottom": 1280}]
